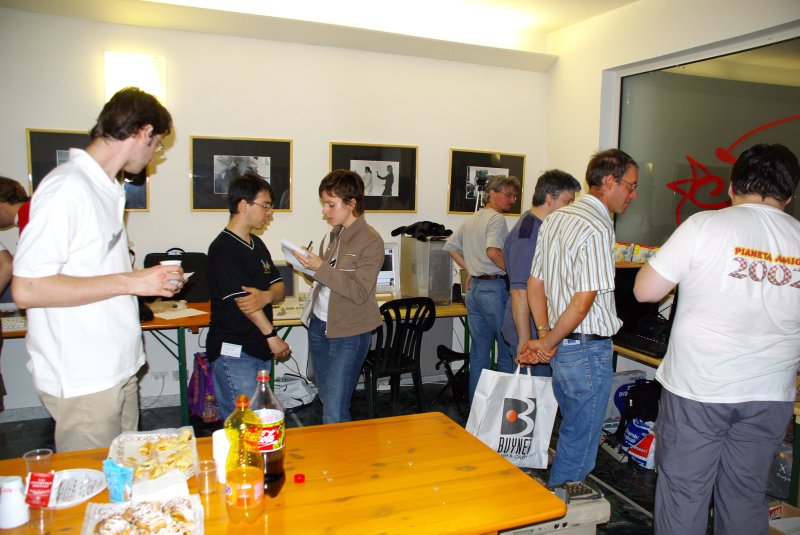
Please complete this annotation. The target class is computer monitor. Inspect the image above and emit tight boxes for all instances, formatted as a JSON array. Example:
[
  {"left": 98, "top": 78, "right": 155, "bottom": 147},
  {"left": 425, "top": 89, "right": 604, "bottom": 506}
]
[
  {"left": 377, "top": 242, "right": 400, "bottom": 293},
  {"left": 273, "top": 260, "right": 296, "bottom": 298},
  {"left": 612, "top": 266, "right": 678, "bottom": 357}
]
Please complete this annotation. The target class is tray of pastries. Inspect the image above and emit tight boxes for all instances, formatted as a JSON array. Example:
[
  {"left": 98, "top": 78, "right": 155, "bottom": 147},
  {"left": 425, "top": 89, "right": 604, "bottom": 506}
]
[
  {"left": 82, "top": 495, "right": 203, "bottom": 535},
  {"left": 108, "top": 427, "right": 199, "bottom": 481}
]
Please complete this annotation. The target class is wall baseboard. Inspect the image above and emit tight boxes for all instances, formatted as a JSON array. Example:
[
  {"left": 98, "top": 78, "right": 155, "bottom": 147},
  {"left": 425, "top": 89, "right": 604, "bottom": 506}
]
[
  {"left": 0, "top": 376, "right": 455, "bottom": 423},
  {"left": 0, "top": 394, "right": 182, "bottom": 423}
]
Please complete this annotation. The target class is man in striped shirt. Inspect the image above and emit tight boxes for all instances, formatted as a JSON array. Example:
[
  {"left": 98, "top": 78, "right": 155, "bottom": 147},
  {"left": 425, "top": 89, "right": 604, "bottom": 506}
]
[{"left": 520, "top": 149, "right": 639, "bottom": 486}]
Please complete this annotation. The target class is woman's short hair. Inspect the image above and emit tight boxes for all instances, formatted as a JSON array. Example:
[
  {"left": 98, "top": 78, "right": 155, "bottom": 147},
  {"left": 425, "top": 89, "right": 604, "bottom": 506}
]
[{"left": 319, "top": 169, "right": 365, "bottom": 215}]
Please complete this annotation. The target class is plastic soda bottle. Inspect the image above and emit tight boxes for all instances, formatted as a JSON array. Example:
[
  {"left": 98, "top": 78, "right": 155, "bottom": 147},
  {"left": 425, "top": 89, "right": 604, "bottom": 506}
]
[
  {"left": 250, "top": 369, "right": 286, "bottom": 497},
  {"left": 224, "top": 394, "right": 265, "bottom": 524}
]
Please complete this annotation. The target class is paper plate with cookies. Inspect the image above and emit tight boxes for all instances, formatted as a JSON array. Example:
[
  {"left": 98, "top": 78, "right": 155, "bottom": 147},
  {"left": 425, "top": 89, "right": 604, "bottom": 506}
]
[
  {"left": 108, "top": 426, "right": 200, "bottom": 482},
  {"left": 81, "top": 495, "right": 203, "bottom": 535}
]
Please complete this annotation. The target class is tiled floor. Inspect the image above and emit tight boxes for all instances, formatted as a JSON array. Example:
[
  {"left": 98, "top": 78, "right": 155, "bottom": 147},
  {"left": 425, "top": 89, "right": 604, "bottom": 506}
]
[{"left": 0, "top": 380, "right": 661, "bottom": 533}]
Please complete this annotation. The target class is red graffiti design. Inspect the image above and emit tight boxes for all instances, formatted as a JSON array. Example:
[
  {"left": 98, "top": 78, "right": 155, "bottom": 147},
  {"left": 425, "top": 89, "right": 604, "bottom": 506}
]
[{"left": 666, "top": 114, "right": 800, "bottom": 225}]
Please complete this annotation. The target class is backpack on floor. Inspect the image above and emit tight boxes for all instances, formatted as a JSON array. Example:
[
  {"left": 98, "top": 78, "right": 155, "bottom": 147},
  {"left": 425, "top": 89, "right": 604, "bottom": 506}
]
[
  {"left": 613, "top": 379, "right": 662, "bottom": 469},
  {"left": 187, "top": 352, "right": 222, "bottom": 423}
]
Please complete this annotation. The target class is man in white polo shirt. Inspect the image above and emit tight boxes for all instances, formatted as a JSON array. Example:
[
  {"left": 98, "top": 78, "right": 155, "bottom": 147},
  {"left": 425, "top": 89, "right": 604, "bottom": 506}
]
[{"left": 12, "top": 87, "right": 183, "bottom": 452}]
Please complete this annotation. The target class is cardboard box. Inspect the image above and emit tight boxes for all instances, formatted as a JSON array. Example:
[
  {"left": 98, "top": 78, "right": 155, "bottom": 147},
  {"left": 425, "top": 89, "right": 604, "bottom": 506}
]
[{"left": 769, "top": 501, "right": 800, "bottom": 535}]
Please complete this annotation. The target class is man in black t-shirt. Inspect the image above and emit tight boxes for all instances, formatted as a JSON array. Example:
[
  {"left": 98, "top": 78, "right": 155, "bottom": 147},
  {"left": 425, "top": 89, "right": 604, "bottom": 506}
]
[{"left": 207, "top": 172, "right": 291, "bottom": 417}]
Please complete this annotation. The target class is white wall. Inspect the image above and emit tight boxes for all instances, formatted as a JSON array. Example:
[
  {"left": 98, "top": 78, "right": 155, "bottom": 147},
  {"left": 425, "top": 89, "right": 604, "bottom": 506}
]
[
  {"left": 545, "top": 0, "right": 800, "bottom": 181},
  {"left": 0, "top": 7, "right": 547, "bottom": 412},
  {"left": 2, "top": 0, "right": 797, "bottom": 413}
]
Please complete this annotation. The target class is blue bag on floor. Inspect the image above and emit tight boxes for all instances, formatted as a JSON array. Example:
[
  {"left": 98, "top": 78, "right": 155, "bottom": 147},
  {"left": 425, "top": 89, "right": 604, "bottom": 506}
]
[{"left": 620, "top": 418, "right": 656, "bottom": 469}]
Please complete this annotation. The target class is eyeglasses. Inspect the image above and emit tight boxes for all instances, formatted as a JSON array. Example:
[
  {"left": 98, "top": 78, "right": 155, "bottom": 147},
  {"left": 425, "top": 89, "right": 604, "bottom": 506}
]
[
  {"left": 500, "top": 191, "right": 518, "bottom": 199},
  {"left": 249, "top": 201, "right": 273, "bottom": 210},
  {"left": 148, "top": 134, "right": 165, "bottom": 153},
  {"left": 620, "top": 178, "right": 639, "bottom": 192}
]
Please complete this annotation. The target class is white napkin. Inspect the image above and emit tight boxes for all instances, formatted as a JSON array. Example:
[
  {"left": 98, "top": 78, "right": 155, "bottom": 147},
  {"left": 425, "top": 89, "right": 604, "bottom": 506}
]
[{"left": 131, "top": 469, "right": 189, "bottom": 501}]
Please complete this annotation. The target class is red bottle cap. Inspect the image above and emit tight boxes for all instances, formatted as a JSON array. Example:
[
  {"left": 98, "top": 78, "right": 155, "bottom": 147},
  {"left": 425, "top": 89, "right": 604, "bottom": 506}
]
[
  {"left": 294, "top": 473, "right": 305, "bottom": 484},
  {"left": 235, "top": 394, "right": 250, "bottom": 407}
]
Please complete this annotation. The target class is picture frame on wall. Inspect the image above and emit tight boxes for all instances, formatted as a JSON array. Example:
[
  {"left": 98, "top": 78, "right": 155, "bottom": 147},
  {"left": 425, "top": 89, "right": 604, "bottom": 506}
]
[
  {"left": 447, "top": 148, "right": 525, "bottom": 215},
  {"left": 330, "top": 142, "right": 417, "bottom": 212},
  {"left": 26, "top": 128, "right": 149, "bottom": 211},
  {"left": 190, "top": 136, "right": 292, "bottom": 212}
]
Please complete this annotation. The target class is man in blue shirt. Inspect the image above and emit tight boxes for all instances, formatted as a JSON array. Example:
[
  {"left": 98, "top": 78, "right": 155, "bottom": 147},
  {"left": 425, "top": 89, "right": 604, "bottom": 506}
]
[{"left": 501, "top": 170, "right": 581, "bottom": 374}]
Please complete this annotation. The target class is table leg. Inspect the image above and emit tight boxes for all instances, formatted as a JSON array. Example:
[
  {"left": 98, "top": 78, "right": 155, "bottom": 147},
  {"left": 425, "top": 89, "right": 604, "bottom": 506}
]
[{"left": 177, "top": 327, "right": 189, "bottom": 426}]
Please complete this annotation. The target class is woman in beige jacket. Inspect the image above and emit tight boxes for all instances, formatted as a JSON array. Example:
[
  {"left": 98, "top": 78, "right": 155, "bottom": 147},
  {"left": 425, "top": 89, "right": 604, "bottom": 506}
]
[{"left": 296, "top": 170, "right": 383, "bottom": 423}]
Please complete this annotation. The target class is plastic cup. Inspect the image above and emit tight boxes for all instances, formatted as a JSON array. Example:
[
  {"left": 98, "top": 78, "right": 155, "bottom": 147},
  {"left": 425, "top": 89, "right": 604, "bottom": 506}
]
[
  {"left": 23, "top": 449, "right": 52, "bottom": 474},
  {"left": 197, "top": 460, "right": 217, "bottom": 495},
  {"left": 0, "top": 475, "right": 29, "bottom": 529},
  {"left": 160, "top": 260, "right": 183, "bottom": 286},
  {"left": 27, "top": 507, "right": 54, "bottom": 534},
  {"left": 212, "top": 429, "right": 230, "bottom": 484}
]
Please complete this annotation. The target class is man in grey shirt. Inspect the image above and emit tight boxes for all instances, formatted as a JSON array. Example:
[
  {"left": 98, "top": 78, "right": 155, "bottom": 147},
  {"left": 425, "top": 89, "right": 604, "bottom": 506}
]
[{"left": 444, "top": 175, "right": 520, "bottom": 402}]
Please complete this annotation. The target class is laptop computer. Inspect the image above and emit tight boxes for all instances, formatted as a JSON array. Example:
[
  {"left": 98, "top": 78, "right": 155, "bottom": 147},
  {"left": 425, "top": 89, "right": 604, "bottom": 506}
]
[{"left": 612, "top": 267, "right": 677, "bottom": 358}]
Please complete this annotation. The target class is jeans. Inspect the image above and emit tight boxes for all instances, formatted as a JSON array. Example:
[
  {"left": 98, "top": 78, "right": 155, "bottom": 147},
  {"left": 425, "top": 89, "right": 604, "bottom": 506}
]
[
  {"left": 466, "top": 278, "right": 512, "bottom": 403},
  {"left": 548, "top": 337, "right": 613, "bottom": 486},
  {"left": 211, "top": 352, "right": 270, "bottom": 419},
  {"left": 307, "top": 314, "right": 372, "bottom": 424}
]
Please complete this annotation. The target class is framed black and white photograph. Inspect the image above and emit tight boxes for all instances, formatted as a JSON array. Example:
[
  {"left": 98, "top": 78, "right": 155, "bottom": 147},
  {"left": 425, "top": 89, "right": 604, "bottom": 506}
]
[
  {"left": 448, "top": 149, "right": 525, "bottom": 214},
  {"left": 191, "top": 136, "right": 292, "bottom": 212},
  {"left": 330, "top": 143, "right": 417, "bottom": 212},
  {"left": 26, "top": 129, "right": 149, "bottom": 211}
]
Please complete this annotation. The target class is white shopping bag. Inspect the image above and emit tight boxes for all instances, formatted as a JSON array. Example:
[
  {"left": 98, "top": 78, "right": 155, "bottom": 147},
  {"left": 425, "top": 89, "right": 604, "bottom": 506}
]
[{"left": 465, "top": 366, "right": 558, "bottom": 469}]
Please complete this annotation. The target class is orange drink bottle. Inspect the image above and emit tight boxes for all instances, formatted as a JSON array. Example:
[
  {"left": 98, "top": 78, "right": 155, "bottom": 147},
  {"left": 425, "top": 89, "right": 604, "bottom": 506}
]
[{"left": 224, "top": 394, "right": 265, "bottom": 524}]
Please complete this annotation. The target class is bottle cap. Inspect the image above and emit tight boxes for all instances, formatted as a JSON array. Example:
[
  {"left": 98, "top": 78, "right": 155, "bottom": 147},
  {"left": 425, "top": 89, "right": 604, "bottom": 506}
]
[
  {"left": 235, "top": 394, "right": 250, "bottom": 407},
  {"left": 257, "top": 369, "right": 270, "bottom": 382},
  {"left": 294, "top": 473, "right": 305, "bottom": 484}
]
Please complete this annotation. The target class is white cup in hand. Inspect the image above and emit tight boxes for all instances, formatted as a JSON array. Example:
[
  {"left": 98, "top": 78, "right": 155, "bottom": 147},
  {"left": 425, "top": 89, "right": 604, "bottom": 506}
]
[{"left": 160, "top": 260, "right": 183, "bottom": 286}]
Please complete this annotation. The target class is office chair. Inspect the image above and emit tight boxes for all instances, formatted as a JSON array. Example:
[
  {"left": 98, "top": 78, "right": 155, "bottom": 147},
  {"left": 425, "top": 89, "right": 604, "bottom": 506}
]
[
  {"left": 363, "top": 297, "right": 435, "bottom": 418},
  {"left": 432, "top": 345, "right": 469, "bottom": 413}
]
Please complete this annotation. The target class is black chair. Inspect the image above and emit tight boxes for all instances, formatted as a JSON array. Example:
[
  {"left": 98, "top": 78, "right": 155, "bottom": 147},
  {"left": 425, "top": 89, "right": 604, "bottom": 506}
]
[
  {"left": 432, "top": 345, "right": 470, "bottom": 413},
  {"left": 363, "top": 297, "right": 435, "bottom": 418}
]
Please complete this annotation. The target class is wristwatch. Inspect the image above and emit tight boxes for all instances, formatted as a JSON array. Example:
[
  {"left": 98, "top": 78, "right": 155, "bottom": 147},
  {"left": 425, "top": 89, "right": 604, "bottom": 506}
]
[{"left": 265, "top": 330, "right": 278, "bottom": 339}]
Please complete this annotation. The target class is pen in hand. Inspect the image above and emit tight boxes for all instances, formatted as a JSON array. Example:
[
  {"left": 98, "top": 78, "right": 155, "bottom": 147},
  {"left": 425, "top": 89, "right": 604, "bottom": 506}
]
[{"left": 306, "top": 241, "right": 313, "bottom": 251}]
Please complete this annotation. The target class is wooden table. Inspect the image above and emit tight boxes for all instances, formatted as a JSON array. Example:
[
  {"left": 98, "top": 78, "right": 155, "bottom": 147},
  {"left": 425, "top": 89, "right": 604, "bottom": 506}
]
[
  {"left": 612, "top": 344, "right": 663, "bottom": 370},
  {"left": 3, "top": 301, "right": 468, "bottom": 427},
  {"left": 0, "top": 412, "right": 566, "bottom": 534}
]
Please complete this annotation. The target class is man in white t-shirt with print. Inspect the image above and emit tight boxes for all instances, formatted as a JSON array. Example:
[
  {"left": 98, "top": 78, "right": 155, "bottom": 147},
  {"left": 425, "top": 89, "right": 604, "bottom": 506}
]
[
  {"left": 634, "top": 143, "right": 800, "bottom": 535},
  {"left": 12, "top": 88, "right": 182, "bottom": 452}
]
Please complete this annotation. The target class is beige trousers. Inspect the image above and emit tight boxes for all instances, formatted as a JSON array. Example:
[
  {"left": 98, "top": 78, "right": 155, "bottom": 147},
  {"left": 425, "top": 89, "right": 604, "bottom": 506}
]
[{"left": 38, "top": 375, "right": 139, "bottom": 452}]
